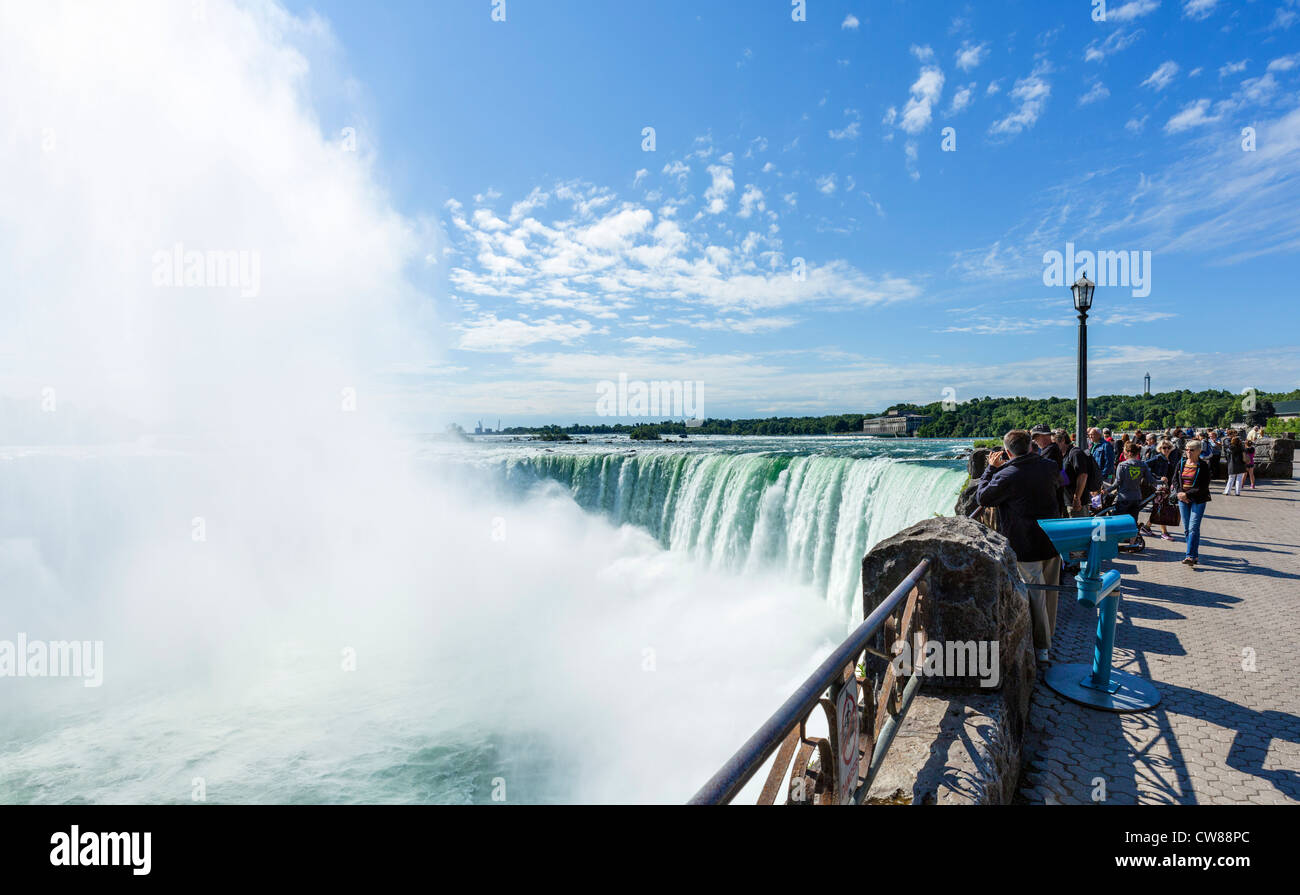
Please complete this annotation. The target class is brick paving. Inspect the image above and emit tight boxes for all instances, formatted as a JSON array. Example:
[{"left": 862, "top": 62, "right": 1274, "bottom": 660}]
[{"left": 1017, "top": 477, "right": 1300, "bottom": 805}]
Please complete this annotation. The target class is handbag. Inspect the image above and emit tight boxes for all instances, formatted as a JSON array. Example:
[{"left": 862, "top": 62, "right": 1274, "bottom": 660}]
[{"left": 1148, "top": 495, "right": 1180, "bottom": 528}]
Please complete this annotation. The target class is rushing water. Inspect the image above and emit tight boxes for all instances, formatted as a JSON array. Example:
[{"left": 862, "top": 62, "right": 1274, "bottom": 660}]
[
  {"left": 480, "top": 436, "right": 968, "bottom": 624},
  {"left": 0, "top": 436, "right": 969, "bottom": 804}
]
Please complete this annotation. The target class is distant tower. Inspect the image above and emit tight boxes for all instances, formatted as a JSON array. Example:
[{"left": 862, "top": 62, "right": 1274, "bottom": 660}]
[{"left": 1143, "top": 372, "right": 1151, "bottom": 396}]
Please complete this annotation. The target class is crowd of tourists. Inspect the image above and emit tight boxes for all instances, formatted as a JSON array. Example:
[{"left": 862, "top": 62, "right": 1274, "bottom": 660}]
[{"left": 973, "top": 424, "right": 1265, "bottom": 665}]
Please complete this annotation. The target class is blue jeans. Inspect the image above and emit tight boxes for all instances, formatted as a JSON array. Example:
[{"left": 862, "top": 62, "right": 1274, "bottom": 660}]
[{"left": 1179, "top": 500, "right": 1207, "bottom": 559}]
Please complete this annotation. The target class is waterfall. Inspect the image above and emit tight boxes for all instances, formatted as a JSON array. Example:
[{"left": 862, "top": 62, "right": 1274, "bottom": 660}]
[{"left": 497, "top": 451, "right": 966, "bottom": 625}]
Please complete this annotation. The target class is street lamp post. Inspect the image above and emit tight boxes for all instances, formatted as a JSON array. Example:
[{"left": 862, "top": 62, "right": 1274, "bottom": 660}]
[{"left": 1071, "top": 272, "right": 1095, "bottom": 447}]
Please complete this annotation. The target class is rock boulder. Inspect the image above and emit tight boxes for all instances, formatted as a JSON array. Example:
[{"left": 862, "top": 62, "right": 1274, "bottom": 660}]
[
  {"left": 861, "top": 516, "right": 1034, "bottom": 716},
  {"left": 858, "top": 516, "right": 1036, "bottom": 804}
]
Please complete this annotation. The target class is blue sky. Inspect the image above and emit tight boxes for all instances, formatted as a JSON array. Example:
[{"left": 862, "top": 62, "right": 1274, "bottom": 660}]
[{"left": 288, "top": 0, "right": 1300, "bottom": 427}]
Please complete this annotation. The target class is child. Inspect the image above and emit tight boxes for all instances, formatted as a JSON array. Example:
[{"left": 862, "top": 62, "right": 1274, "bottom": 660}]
[{"left": 1103, "top": 441, "right": 1153, "bottom": 541}]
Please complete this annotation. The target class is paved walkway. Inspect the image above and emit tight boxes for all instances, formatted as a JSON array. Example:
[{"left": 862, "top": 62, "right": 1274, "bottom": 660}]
[{"left": 1017, "top": 476, "right": 1300, "bottom": 804}]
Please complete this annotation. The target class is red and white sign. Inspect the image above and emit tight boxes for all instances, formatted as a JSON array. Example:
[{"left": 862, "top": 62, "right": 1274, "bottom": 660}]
[{"left": 835, "top": 676, "right": 860, "bottom": 805}]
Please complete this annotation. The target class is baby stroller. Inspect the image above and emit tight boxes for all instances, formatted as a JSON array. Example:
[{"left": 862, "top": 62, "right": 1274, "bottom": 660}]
[{"left": 1088, "top": 488, "right": 1159, "bottom": 554}]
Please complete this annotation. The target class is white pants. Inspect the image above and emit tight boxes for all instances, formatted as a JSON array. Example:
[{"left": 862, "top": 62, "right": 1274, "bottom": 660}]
[{"left": 1224, "top": 473, "right": 1243, "bottom": 495}]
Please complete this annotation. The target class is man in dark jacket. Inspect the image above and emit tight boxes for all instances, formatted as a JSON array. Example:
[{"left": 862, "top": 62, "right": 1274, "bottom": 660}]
[{"left": 975, "top": 429, "right": 1063, "bottom": 664}]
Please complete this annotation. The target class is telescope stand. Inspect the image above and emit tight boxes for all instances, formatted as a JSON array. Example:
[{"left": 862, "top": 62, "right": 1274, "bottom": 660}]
[{"left": 1028, "top": 583, "right": 1162, "bottom": 713}]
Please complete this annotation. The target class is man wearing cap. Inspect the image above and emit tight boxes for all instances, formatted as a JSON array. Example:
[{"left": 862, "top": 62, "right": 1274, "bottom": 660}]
[
  {"left": 1031, "top": 424, "right": 1061, "bottom": 467},
  {"left": 1031, "top": 424, "right": 1067, "bottom": 516}
]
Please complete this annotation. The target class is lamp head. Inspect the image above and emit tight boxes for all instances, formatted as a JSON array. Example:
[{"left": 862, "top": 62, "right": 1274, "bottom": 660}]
[{"left": 1071, "top": 271, "right": 1095, "bottom": 312}]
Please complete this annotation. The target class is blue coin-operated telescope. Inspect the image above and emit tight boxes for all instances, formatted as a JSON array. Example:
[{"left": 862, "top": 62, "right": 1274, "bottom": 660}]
[{"left": 1036, "top": 516, "right": 1161, "bottom": 712}]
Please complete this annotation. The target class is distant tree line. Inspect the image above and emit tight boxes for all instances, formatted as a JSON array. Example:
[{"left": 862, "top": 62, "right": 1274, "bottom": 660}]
[
  {"left": 491, "top": 389, "right": 1299, "bottom": 439},
  {"left": 909, "top": 388, "right": 1295, "bottom": 438},
  {"left": 500, "top": 414, "right": 867, "bottom": 437}
]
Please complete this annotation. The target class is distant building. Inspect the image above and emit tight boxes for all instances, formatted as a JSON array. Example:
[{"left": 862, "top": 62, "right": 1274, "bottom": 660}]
[
  {"left": 1274, "top": 400, "right": 1300, "bottom": 420},
  {"left": 862, "top": 409, "right": 931, "bottom": 437},
  {"left": 1143, "top": 372, "right": 1151, "bottom": 396}
]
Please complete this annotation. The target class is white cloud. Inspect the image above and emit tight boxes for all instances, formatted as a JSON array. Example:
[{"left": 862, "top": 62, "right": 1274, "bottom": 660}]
[
  {"left": 624, "top": 336, "right": 691, "bottom": 350},
  {"left": 816, "top": 174, "right": 837, "bottom": 195},
  {"left": 737, "top": 184, "right": 766, "bottom": 218},
  {"left": 955, "top": 41, "right": 989, "bottom": 72},
  {"left": 1102, "top": 309, "right": 1176, "bottom": 326},
  {"left": 1270, "top": 4, "right": 1298, "bottom": 30},
  {"left": 662, "top": 160, "right": 690, "bottom": 185},
  {"left": 1233, "top": 72, "right": 1279, "bottom": 106},
  {"left": 910, "top": 44, "right": 935, "bottom": 62},
  {"left": 1141, "top": 61, "right": 1180, "bottom": 91},
  {"left": 509, "top": 187, "right": 550, "bottom": 222},
  {"left": 673, "top": 316, "right": 798, "bottom": 334},
  {"left": 942, "top": 316, "right": 1074, "bottom": 336},
  {"left": 947, "top": 83, "right": 975, "bottom": 115},
  {"left": 899, "top": 66, "right": 945, "bottom": 134},
  {"left": 989, "top": 64, "right": 1051, "bottom": 137},
  {"left": 457, "top": 315, "right": 596, "bottom": 351},
  {"left": 1085, "top": 29, "right": 1142, "bottom": 62},
  {"left": 1182, "top": 0, "right": 1218, "bottom": 20},
  {"left": 1164, "top": 98, "right": 1221, "bottom": 133},
  {"left": 473, "top": 208, "right": 508, "bottom": 231},
  {"left": 703, "top": 164, "right": 735, "bottom": 214},
  {"left": 446, "top": 179, "right": 924, "bottom": 324},
  {"left": 1219, "top": 59, "right": 1248, "bottom": 78},
  {"left": 1078, "top": 81, "right": 1110, "bottom": 106},
  {"left": 1108, "top": 0, "right": 1161, "bottom": 22},
  {"left": 829, "top": 109, "right": 862, "bottom": 140},
  {"left": 841, "top": 13, "right": 859, "bottom": 30},
  {"left": 1268, "top": 54, "right": 1299, "bottom": 72},
  {"left": 578, "top": 207, "right": 652, "bottom": 251}
]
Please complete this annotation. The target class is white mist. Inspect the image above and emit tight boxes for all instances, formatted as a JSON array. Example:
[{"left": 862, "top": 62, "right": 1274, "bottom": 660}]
[{"left": 0, "top": 0, "right": 846, "bottom": 804}]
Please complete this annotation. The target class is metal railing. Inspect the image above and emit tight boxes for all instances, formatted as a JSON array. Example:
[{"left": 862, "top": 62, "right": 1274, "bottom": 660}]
[{"left": 688, "top": 558, "right": 931, "bottom": 805}]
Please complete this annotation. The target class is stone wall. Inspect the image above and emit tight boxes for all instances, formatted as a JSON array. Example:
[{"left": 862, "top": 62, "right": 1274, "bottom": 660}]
[{"left": 1251, "top": 437, "right": 1293, "bottom": 480}]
